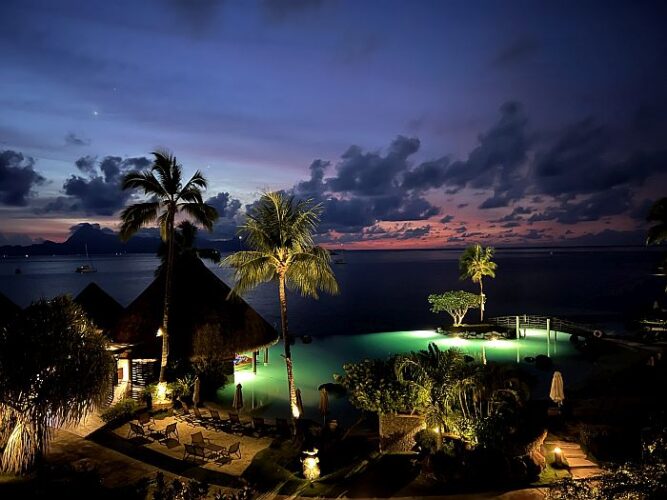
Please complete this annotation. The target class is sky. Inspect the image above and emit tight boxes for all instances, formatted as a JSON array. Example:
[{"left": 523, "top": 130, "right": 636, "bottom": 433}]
[{"left": 1, "top": 0, "right": 666, "bottom": 248}]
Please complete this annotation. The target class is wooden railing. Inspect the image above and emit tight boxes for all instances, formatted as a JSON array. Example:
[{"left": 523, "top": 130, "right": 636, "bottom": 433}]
[{"left": 488, "top": 315, "right": 601, "bottom": 338}]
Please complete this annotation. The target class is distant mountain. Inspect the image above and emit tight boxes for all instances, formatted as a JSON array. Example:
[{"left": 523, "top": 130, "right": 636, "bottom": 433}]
[{"left": 0, "top": 224, "right": 244, "bottom": 256}]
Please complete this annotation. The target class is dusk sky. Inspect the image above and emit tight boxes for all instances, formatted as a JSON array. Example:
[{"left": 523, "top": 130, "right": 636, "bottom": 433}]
[{"left": 1, "top": 0, "right": 666, "bottom": 248}]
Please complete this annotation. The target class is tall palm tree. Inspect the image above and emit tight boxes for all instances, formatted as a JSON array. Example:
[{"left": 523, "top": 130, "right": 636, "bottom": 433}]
[
  {"left": 647, "top": 197, "right": 667, "bottom": 246},
  {"left": 155, "top": 221, "right": 221, "bottom": 276},
  {"left": 459, "top": 244, "right": 497, "bottom": 322},
  {"left": 222, "top": 192, "right": 339, "bottom": 418},
  {"left": 120, "top": 151, "right": 218, "bottom": 384}
]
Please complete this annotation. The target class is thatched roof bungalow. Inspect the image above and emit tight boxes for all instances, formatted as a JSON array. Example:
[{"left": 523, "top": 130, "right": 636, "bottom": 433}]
[
  {"left": 111, "top": 256, "right": 278, "bottom": 361},
  {"left": 75, "top": 282, "right": 124, "bottom": 333}
]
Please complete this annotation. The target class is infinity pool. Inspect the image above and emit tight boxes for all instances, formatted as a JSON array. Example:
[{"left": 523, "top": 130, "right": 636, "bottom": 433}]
[{"left": 216, "top": 329, "right": 589, "bottom": 423}]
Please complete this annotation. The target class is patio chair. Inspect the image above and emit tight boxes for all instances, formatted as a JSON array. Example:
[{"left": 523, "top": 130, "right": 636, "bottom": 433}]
[
  {"left": 193, "top": 407, "right": 213, "bottom": 427},
  {"left": 183, "top": 443, "right": 217, "bottom": 462},
  {"left": 127, "top": 422, "right": 150, "bottom": 440},
  {"left": 137, "top": 412, "right": 155, "bottom": 430},
  {"left": 251, "top": 416, "right": 267, "bottom": 437},
  {"left": 208, "top": 409, "right": 226, "bottom": 429},
  {"left": 221, "top": 441, "right": 242, "bottom": 460},
  {"left": 176, "top": 404, "right": 205, "bottom": 427},
  {"left": 227, "top": 412, "right": 248, "bottom": 434},
  {"left": 191, "top": 431, "right": 224, "bottom": 455},
  {"left": 158, "top": 422, "right": 179, "bottom": 442}
]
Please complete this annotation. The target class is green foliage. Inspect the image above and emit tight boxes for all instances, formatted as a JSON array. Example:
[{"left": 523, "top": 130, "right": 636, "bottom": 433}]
[
  {"left": 334, "top": 356, "right": 418, "bottom": 414},
  {"left": 167, "top": 374, "right": 195, "bottom": 401},
  {"left": 646, "top": 197, "right": 667, "bottom": 246},
  {"left": 155, "top": 221, "right": 221, "bottom": 276},
  {"left": 459, "top": 244, "right": 497, "bottom": 321},
  {"left": 100, "top": 398, "right": 139, "bottom": 423},
  {"left": 414, "top": 429, "right": 439, "bottom": 454},
  {"left": 547, "top": 462, "right": 667, "bottom": 499},
  {"left": 0, "top": 296, "right": 114, "bottom": 474},
  {"left": 428, "top": 291, "right": 481, "bottom": 326}
]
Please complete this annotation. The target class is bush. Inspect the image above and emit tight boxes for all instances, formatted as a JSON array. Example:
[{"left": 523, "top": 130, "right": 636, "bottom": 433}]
[
  {"left": 579, "top": 424, "right": 640, "bottom": 461},
  {"left": 100, "top": 398, "right": 138, "bottom": 423},
  {"left": 414, "top": 429, "right": 438, "bottom": 454}
]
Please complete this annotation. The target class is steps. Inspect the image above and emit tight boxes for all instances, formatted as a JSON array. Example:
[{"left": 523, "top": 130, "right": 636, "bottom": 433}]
[{"left": 544, "top": 439, "right": 602, "bottom": 480}]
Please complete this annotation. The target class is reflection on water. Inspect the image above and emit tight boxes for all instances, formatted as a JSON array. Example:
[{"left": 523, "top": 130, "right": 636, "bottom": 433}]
[{"left": 216, "top": 328, "right": 589, "bottom": 423}]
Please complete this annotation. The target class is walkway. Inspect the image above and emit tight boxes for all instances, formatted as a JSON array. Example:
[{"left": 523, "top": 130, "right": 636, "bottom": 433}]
[{"left": 543, "top": 438, "right": 602, "bottom": 479}]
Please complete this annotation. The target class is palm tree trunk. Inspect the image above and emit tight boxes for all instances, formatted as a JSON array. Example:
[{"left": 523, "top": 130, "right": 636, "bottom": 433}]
[
  {"left": 159, "top": 212, "right": 175, "bottom": 384},
  {"left": 279, "top": 275, "right": 299, "bottom": 418},
  {"left": 479, "top": 280, "right": 484, "bottom": 322}
]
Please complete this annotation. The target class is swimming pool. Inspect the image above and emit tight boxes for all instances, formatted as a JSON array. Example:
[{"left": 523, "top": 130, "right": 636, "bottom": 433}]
[{"left": 216, "top": 329, "right": 589, "bottom": 423}]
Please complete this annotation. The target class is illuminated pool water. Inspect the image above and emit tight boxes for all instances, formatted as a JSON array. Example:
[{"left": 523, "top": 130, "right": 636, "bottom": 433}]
[{"left": 216, "top": 329, "right": 589, "bottom": 423}]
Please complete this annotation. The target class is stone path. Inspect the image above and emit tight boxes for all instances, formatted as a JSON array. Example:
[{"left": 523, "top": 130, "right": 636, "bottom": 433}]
[{"left": 543, "top": 439, "right": 602, "bottom": 479}]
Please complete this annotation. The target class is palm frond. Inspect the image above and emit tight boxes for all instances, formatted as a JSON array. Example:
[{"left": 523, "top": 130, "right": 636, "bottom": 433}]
[
  {"left": 222, "top": 251, "right": 277, "bottom": 296},
  {"left": 121, "top": 171, "right": 167, "bottom": 197},
  {"left": 285, "top": 246, "right": 339, "bottom": 298},
  {"left": 119, "top": 202, "right": 160, "bottom": 241},
  {"left": 151, "top": 150, "right": 181, "bottom": 196},
  {"left": 179, "top": 202, "right": 218, "bottom": 231}
]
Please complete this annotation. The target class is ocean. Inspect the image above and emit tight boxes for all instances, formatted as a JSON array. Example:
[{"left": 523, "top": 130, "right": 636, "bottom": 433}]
[{"left": 1, "top": 248, "right": 664, "bottom": 336}]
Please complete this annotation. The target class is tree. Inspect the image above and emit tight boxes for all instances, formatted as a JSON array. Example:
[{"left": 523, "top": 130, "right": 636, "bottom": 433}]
[
  {"left": 222, "top": 192, "right": 339, "bottom": 418},
  {"left": 428, "top": 291, "right": 481, "bottom": 326},
  {"left": 647, "top": 197, "right": 667, "bottom": 246},
  {"left": 0, "top": 296, "right": 113, "bottom": 475},
  {"left": 459, "top": 244, "right": 497, "bottom": 322},
  {"left": 120, "top": 151, "right": 218, "bottom": 384},
  {"left": 155, "top": 221, "right": 221, "bottom": 276}
]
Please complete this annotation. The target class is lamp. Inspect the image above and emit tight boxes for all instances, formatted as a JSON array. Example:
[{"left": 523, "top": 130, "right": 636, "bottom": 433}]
[
  {"left": 302, "top": 448, "right": 320, "bottom": 480},
  {"left": 553, "top": 446, "right": 564, "bottom": 467}
]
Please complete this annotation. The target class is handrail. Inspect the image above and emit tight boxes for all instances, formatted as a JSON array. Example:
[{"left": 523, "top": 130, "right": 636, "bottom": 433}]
[{"left": 488, "top": 315, "right": 599, "bottom": 337}]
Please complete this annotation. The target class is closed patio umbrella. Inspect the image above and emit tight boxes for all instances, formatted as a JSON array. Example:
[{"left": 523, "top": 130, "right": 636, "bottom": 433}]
[
  {"left": 232, "top": 383, "right": 244, "bottom": 412},
  {"left": 550, "top": 371, "right": 565, "bottom": 406},
  {"left": 295, "top": 388, "right": 304, "bottom": 418},
  {"left": 193, "top": 376, "right": 201, "bottom": 408},
  {"left": 319, "top": 387, "right": 329, "bottom": 425}
]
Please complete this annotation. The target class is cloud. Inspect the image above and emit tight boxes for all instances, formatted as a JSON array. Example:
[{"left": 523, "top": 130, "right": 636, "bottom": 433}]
[
  {"left": 205, "top": 191, "right": 243, "bottom": 239},
  {"left": 65, "top": 132, "right": 91, "bottom": 146},
  {"left": 493, "top": 36, "right": 540, "bottom": 66},
  {"left": 291, "top": 136, "right": 440, "bottom": 236},
  {"left": 527, "top": 187, "right": 633, "bottom": 225},
  {"left": 0, "top": 150, "right": 45, "bottom": 206},
  {"left": 43, "top": 155, "right": 150, "bottom": 215},
  {"left": 440, "top": 214, "right": 454, "bottom": 223}
]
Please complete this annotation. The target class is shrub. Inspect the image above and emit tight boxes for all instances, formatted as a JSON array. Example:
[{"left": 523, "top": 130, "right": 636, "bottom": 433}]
[
  {"left": 100, "top": 398, "right": 138, "bottom": 423},
  {"left": 414, "top": 429, "right": 438, "bottom": 454}
]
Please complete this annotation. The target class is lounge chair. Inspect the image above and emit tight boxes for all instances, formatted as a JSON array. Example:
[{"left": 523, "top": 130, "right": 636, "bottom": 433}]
[
  {"left": 158, "top": 422, "right": 179, "bottom": 442},
  {"left": 208, "top": 409, "right": 226, "bottom": 429},
  {"left": 183, "top": 443, "right": 217, "bottom": 462},
  {"left": 227, "top": 412, "right": 248, "bottom": 434},
  {"left": 251, "top": 417, "right": 267, "bottom": 437},
  {"left": 137, "top": 412, "right": 155, "bottom": 430},
  {"left": 176, "top": 404, "right": 205, "bottom": 426},
  {"left": 193, "top": 407, "right": 214, "bottom": 427},
  {"left": 191, "top": 431, "right": 224, "bottom": 455},
  {"left": 127, "top": 422, "right": 151, "bottom": 440},
  {"left": 221, "top": 441, "right": 241, "bottom": 460}
]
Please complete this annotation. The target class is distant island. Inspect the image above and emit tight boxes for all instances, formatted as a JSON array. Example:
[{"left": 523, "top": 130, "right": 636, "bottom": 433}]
[{"left": 0, "top": 224, "right": 245, "bottom": 256}]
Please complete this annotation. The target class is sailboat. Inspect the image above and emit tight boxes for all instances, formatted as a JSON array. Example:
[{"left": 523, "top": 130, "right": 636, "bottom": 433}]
[{"left": 75, "top": 244, "right": 97, "bottom": 273}]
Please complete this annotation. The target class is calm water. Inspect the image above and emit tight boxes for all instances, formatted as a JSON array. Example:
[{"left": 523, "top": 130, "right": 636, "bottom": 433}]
[{"left": 1, "top": 248, "right": 663, "bottom": 335}]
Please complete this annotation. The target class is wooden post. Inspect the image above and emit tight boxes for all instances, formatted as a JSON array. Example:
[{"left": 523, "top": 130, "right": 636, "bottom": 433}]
[
  {"left": 263, "top": 347, "right": 269, "bottom": 365},
  {"left": 516, "top": 316, "right": 520, "bottom": 339},
  {"left": 252, "top": 350, "right": 258, "bottom": 374}
]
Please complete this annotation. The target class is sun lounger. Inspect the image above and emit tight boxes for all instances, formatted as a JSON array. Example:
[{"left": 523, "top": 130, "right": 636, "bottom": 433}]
[
  {"left": 221, "top": 441, "right": 241, "bottom": 460},
  {"left": 183, "top": 443, "right": 218, "bottom": 462},
  {"left": 191, "top": 431, "right": 224, "bottom": 455},
  {"left": 158, "top": 422, "right": 179, "bottom": 442},
  {"left": 137, "top": 412, "right": 155, "bottom": 430},
  {"left": 128, "top": 421, "right": 151, "bottom": 440}
]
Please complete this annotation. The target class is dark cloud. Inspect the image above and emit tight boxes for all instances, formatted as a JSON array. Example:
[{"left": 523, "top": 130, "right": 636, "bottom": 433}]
[
  {"left": 0, "top": 150, "right": 45, "bottom": 206},
  {"left": 402, "top": 157, "right": 449, "bottom": 190},
  {"left": 205, "top": 191, "right": 242, "bottom": 239},
  {"left": 527, "top": 187, "right": 632, "bottom": 225},
  {"left": 291, "top": 136, "right": 440, "bottom": 236},
  {"left": 65, "top": 132, "right": 91, "bottom": 146},
  {"left": 43, "top": 155, "right": 150, "bottom": 215},
  {"left": 397, "top": 225, "right": 431, "bottom": 240},
  {"left": 493, "top": 36, "right": 540, "bottom": 67},
  {"left": 440, "top": 214, "right": 454, "bottom": 223}
]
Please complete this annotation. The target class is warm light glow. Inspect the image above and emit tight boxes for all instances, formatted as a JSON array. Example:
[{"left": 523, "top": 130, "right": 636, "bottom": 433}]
[
  {"left": 156, "top": 327, "right": 164, "bottom": 337},
  {"left": 554, "top": 447, "right": 562, "bottom": 455},
  {"left": 432, "top": 427, "right": 441, "bottom": 434},
  {"left": 291, "top": 403, "right": 301, "bottom": 419},
  {"left": 302, "top": 448, "right": 320, "bottom": 480},
  {"left": 155, "top": 381, "right": 168, "bottom": 403}
]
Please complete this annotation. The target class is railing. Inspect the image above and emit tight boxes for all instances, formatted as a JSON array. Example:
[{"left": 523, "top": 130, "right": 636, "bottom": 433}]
[{"left": 488, "top": 315, "right": 600, "bottom": 338}]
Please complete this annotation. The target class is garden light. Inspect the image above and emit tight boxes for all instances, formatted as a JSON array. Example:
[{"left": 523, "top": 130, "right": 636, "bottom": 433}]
[{"left": 302, "top": 448, "right": 320, "bottom": 480}]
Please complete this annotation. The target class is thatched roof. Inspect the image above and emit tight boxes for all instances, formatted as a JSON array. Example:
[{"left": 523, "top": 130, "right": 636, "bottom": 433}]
[
  {"left": 0, "top": 292, "right": 21, "bottom": 327},
  {"left": 111, "top": 256, "right": 278, "bottom": 359},
  {"left": 75, "top": 282, "right": 124, "bottom": 333}
]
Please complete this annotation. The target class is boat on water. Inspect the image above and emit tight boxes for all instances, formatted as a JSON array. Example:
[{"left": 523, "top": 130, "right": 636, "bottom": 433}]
[{"left": 75, "top": 244, "right": 97, "bottom": 273}]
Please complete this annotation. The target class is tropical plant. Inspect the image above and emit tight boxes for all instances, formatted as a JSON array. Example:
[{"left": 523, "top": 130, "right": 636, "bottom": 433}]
[
  {"left": 0, "top": 296, "right": 113, "bottom": 474},
  {"left": 100, "top": 398, "right": 139, "bottom": 423},
  {"left": 120, "top": 151, "right": 218, "bottom": 384},
  {"left": 155, "top": 221, "right": 221, "bottom": 276},
  {"left": 222, "top": 191, "right": 339, "bottom": 418},
  {"left": 459, "top": 244, "right": 497, "bottom": 321},
  {"left": 428, "top": 291, "right": 482, "bottom": 326}
]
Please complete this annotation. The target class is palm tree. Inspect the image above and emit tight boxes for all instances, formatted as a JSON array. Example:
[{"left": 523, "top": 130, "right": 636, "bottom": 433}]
[
  {"left": 647, "top": 197, "right": 667, "bottom": 246},
  {"left": 0, "top": 297, "right": 113, "bottom": 474},
  {"left": 120, "top": 151, "right": 218, "bottom": 384},
  {"left": 222, "top": 191, "right": 339, "bottom": 418},
  {"left": 459, "top": 244, "right": 497, "bottom": 322},
  {"left": 155, "top": 221, "right": 221, "bottom": 276}
]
